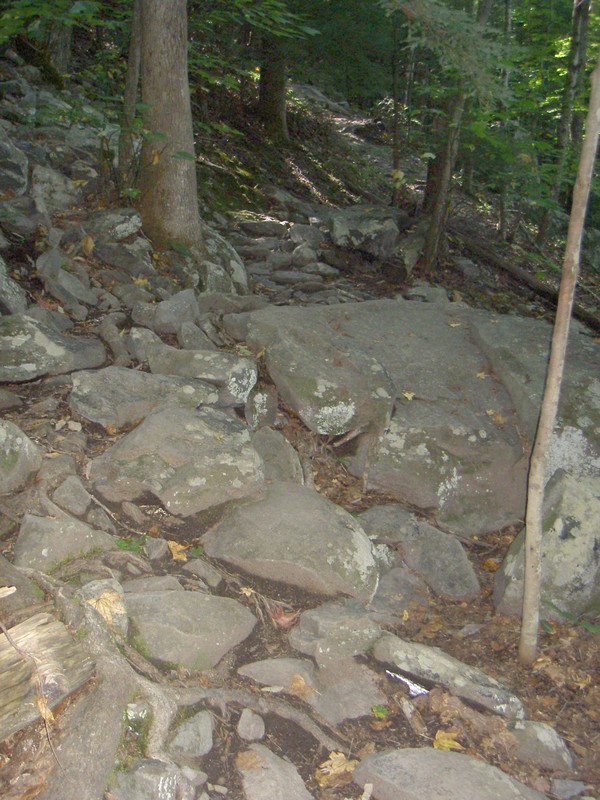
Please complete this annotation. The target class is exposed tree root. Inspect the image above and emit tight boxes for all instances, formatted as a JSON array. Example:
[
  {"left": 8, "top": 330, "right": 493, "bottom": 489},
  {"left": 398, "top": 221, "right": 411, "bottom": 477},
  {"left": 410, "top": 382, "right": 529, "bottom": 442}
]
[{"left": 17, "top": 570, "right": 345, "bottom": 800}]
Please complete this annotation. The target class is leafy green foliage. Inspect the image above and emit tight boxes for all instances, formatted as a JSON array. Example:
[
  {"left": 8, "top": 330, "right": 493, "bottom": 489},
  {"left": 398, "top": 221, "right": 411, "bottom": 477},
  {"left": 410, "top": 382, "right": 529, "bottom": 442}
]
[{"left": 0, "top": 0, "right": 102, "bottom": 44}]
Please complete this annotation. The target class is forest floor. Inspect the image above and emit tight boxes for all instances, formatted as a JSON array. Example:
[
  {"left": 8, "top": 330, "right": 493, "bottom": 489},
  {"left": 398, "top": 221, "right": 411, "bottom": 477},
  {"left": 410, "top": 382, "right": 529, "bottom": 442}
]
[
  {"left": 1, "top": 88, "right": 598, "bottom": 800},
  {"left": 192, "top": 90, "right": 600, "bottom": 797}
]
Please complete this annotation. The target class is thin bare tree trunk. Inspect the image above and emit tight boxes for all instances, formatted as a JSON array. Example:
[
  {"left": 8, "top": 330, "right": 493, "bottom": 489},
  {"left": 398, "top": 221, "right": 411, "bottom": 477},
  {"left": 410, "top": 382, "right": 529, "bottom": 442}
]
[
  {"left": 536, "top": 0, "right": 591, "bottom": 247},
  {"left": 391, "top": 14, "right": 403, "bottom": 206},
  {"left": 519, "top": 50, "right": 600, "bottom": 666}
]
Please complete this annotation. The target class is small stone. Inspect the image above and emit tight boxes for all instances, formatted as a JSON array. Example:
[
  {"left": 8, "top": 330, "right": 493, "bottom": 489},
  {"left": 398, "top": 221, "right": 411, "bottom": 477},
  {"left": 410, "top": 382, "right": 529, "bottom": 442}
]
[{"left": 237, "top": 709, "right": 265, "bottom": 742}]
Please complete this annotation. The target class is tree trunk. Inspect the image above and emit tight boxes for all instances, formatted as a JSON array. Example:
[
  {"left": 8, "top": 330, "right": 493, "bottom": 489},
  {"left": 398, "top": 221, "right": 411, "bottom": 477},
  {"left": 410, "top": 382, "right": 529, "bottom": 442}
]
[
  {"left": 118, "top": 0, "right": 141, "bottom": 190},
  {"left": 419, "top": 0, "right": 495, "bottom": 271},
  {"left": 536, "top": 0, "right": 591, "bottom": 247},
  {"left": 391, "top": 14, "right": 403, "bottom": 206},
  {"left": 420, "top": 87, "right": 467, "bottom": 272},
  {"left": 138, "top": 0, "right": 203, "bottom": 250},
  {"left": 47, "top": 21, "right": 72, "bottom": 73},
  {"left": 258, "top": 33, "right": 289, "bottom": 141},
  {"left": 519, "top": 51, "right": 600, "bottom": 666}
]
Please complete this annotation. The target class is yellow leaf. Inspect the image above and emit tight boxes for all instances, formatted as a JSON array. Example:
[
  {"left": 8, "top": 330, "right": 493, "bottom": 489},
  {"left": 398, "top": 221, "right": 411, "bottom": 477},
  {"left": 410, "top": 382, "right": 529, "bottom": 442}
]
[
  {"left": 87, "top": 590, "right": 126, "bottom": 626},
  {"left": 315, "top": 751, "right": 358, "bottom": 788},
  {"left": 151, "top": 150, "right": 160, "bottom": 166},
  {"left": 239, "top": 586, "right": 255, "bottom": 598},
  {"left": 288, "top": 673, "right": 315, "bottom": 699},
  {"left": 476, "top": 371, "right": 487, "bottom": 379},
  {"left": 402, "top": 390, "right": 415, "bottom": 401},
  {"left": 486, "top": 409, "right": 507, "bottom": 425},
  {"left": 82, "top": 235, "right": 95, "bottom": 255},
  {"left": 402, "top": 609, "right": 410, "bottom": 622},
  {"left": 167, "top": 540, "right": 188, "bottom": 562},
  {"left": 36, "top": 694, "right": 54, "bottom": 723},
  {"left": 133, "top": 276, "right": 149, "bottom": 286},
  {"left": 447, "top": 320, "right": 467, "bottom": 328},
  {"left": 433, "top": 729, "right": 465, "bottom": 751}
]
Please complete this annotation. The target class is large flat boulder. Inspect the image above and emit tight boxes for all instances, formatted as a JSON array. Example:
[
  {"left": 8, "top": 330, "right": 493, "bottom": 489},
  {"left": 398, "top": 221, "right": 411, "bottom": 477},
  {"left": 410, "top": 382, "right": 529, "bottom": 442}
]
[
  {"left": 0, "top": 314, "right": 106, "bottom": 382},
  {"left": 353, "top": 748, "right": 548, "bottom": 800},
  {"left": 202, "top": 481, "right": 379, "bottom": 601},
  {"left": 88, "top": 406, "right": 264, "bottom": 516},
  {"left": 69, "top": 366, "right": 219, "bottom": 430},
  {"left": 246, "top": 305, "right": 395, "bottom": 437}
]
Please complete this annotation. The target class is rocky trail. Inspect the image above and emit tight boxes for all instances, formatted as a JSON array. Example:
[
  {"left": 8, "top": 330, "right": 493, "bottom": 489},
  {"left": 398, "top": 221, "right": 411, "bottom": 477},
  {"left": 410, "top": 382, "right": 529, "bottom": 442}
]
[{"left": 0, "top": 56, "right": 599, "bottom": 800}]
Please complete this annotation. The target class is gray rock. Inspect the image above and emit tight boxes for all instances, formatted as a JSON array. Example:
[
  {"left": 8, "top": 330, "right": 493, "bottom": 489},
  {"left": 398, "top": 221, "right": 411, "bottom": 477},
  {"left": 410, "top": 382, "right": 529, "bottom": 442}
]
[
  {"left": 89, "top": 406, "right": 264, "bottom": 516},
  {"left": 394, "top": 520, "right": 480, "bottom": 600},
  {"left": 397, "top": 228, "right": 426, "bottom": 275},
  {"left": 107, "top": 758, "right": 195, "bottom": 800},
  {"left": 14, "top": 512, "right": 116, "bottom": 571},
  {"left": 153, "top": 289, "right": 199, "bottom": 334},
  {"left": 69, "top": 365, "right": 219, "bottom": 430},
  {"left": 76, "top": 578, "right": 128, "bottom": 637},
  {"left": 310, "top": 658, "right": 387, "bottom": 725},
  {"left": 0, "top": 420, "right": 42, "bottom": 493},
  {"left": 353, "top": 748, "right": 548, "bottom": 800},
  {"left": 247, "top": 305, "right": 394, "bottom": 437},
  {"left": 0, "top": 314, "right": 106, "bottom": 382},
  {"left": 125, "top": 590, "right": 256, "bottom": 671},
  {"left": 358, "top": 504, "right": 418, "bottom": 543},
  {"left": 0, "top": 137, "right": 28, "bottom": 195},
  {"left": 250, "top": 427, "right": 304, "bottom": 484},
  {"left": 203, "top": 482, "right": 379, "bottom": 601},
  {"left": 494, "top": 471, "right": 600, "bottom": 620},
  {"left": 168, "top": 710, "right": 213, "bottom": 760},
  {"left": 52, "top": 474, "right": 92, "bottom": 516},
  {"left": 266, "top": 251, "right": 293, "bottom": 270},
  {"left": 84, "top": 208, "right": 143, "bottom": 241},
  {"left": 329, "top": 205, "right": 402, "bottom": 259},
  {"left": 512, "top": 720, "right": 573, "bottom": 771},
  {"left": 199, "top": 219, "right": 249, "bottom": 294},
  {"left": 289, "top": 223, "right": 325, "bottom": 249},
  {"left": 467, "top": 311, "right": 599, "bottom": 477},
  {"left": 147, "top": 343, "right": 257, "bottom": 406},
  {"left": 239, "top": 219, "right": 288, "bottom": 238},
  {"left": 125, "top": 327, "right": 163, "bottom": 362},
  {"left": 372, "top": 632, "right": 525, "bottom": 719},
  {"left": 239, "top": 657, "right": 318, "bottom": 693},
  {"left": 237, "top": 709, "right": 265, "bottom": 741},
  {"left": 245, "top": 385, "right": 279, "bottom": 430},
  {"left": 551, "top": 779, "right": 594, "bottom": 800},
  {"left": 0, "top": 388, "right": 23, "bottom": 411},
  {"left": 291, "top": 242, "right": 318, "bottom": 267},
  {"left": 406, "top": 281, "right": 449, "bottom": 304},
  {"left": 0, "top": 253, "right": 28, "bottom": 313},
  {"left": 30, "top": 164, "right": 80, "bottom": 215},
  {"left": 182, "top": 559, "right": 223, "bottom": 588},
  {"left": 368, "top": 566, "right": 430, "bottom": 624},
  {"left": 122, "top": 575, "right": 184, "bottom": 593},
  {"left": 95, "top": 239, "right": 156, "bottom": 276},
  {"left": 289, "top": 599, "right": 381, "bottom": 667},
  {"left": 177, "top": 321, "right": 216, "bottom": 351},
  {"left": 0, "top": 195, "right": 48, "bottom": 238},
  {"left": 236, "top": 744, "right": 314, "bottom": 800},
  {"left": 0, "top": 554, "right": 44, "bottom": 623}
]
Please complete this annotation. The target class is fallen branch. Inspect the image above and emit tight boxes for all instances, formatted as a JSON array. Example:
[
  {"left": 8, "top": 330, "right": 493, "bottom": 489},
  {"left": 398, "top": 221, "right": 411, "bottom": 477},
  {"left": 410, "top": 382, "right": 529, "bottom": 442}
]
[{"left": 448, "top": 222, "right": 600, "bottom": 332}]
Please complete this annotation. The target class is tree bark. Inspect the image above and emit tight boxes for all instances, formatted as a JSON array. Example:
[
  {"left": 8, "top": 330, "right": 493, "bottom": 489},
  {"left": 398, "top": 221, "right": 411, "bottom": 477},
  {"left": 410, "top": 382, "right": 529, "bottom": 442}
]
[
  {"left": 391, "top": 14, "right": 403, "bottom": 206},
  {"left": 258, "top": 33, "right": 289, "bottom": 141},
  {"left": 138, "top": 0, "right": 204, "bottom": 250},
  {"left": 519, "top": 50, "right": 600, "bottom": 666},
  {"left": 536, "top": 0, "right": 591, "bottom": 247},
  {"left": 118, "top": 0, "right": 141, "bottom": 190}
]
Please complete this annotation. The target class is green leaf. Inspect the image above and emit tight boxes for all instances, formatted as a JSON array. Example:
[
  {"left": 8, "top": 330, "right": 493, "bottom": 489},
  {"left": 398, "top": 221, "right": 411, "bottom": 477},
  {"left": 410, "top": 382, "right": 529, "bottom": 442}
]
[
  {"left": 372, "top": 704, "right": 391, "bottom": 719},
  {"left": 116, "top": 536, "right": 146, "bottom": 553}
]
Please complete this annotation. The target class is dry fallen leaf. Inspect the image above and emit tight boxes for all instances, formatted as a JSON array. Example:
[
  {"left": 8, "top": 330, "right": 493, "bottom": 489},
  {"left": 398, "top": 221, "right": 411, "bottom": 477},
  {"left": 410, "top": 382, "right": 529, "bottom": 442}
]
[
  {"left": 36, "top": 694, "right": 54, "bottom": 723},
  {"left": 315, "top": 751, "right": 358, "bottom": 788},
  {"left": 288, "top": 673, "right": 315, "bottom": 699},
  {"left": 81, "top": 234, "right": 95, "bottom": 255},
  {"left": 486, "top": 409, "right": 507, "bottom": 425},
  {"left": 167, "top": 540, "right": 188, "bottom": 562},
  {"left": 402, "top": 390, "right": 415, "bottom": 401},
  {"left": 269, "top": 605, "right": 300, "bottom": 630},
  {"left": 433, "top": 729, "right": 465, "bottom": 751},
  {"left": 447, "top": 320, "right": 467, "bottom": 328},
  {"left": 87, "top": 590, "right": 126, "bottom": 626}
]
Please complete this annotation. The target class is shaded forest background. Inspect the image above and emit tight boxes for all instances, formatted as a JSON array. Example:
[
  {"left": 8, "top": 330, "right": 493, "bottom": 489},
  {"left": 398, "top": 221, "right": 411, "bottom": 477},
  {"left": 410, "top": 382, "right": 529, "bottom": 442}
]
[{"left": 1, "top": 0, "right": 599, "bottom": 280}]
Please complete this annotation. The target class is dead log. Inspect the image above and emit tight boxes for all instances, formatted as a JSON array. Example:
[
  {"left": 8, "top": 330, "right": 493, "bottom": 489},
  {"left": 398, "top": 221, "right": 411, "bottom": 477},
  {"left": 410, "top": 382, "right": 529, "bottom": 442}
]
[
  {"left": 448, "top": 222, "right": 599, "bottom": 332},
  {"left": 0, "top": 612, "right": 95, "bottom": 742}
]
